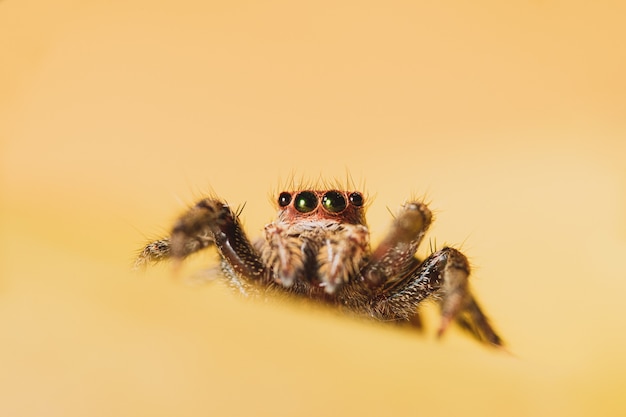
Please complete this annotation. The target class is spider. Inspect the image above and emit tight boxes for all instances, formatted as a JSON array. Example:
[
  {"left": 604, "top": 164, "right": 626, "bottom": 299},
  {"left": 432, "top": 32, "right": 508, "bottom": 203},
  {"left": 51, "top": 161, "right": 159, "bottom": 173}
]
[{"left": 135, "top": 185, "right": 503, "bottom": 347}]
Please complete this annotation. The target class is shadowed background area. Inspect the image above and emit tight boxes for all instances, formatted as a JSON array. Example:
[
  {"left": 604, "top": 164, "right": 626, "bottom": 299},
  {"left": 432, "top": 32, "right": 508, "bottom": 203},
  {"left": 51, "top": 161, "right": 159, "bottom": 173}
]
[{"left": 1, "top": 1, "right": 625, "bottom": 416}]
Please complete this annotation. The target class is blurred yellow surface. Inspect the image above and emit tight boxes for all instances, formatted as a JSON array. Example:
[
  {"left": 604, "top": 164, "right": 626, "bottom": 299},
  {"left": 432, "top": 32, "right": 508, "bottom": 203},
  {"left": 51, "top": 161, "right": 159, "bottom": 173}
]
[{"left": 1, "top": 1, "right": 625, "bottom": 416}]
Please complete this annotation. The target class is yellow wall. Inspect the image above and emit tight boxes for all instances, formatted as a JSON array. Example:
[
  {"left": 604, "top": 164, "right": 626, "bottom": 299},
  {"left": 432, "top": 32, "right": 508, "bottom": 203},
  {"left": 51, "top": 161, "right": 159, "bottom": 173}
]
[{"left": 2, "top": 1, "right": 625, "bottom": 416}]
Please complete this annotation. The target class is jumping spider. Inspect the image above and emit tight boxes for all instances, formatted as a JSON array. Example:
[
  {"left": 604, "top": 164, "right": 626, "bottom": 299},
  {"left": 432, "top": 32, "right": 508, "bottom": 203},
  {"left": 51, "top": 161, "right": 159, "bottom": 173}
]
[{"left": 136, "top": 186, "right": 503, "bottom": 347}]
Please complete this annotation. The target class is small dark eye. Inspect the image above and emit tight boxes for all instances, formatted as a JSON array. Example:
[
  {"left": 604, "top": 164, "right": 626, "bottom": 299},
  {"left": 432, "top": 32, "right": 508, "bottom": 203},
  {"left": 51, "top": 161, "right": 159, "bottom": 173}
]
[
  {"left": 349, "top": 192, "right": 364, "bottom": 207},
  {"left": 322, "top": 191, "right": 347, "bottom": 213},
  {"left": 278, "top": 192, "right": 292, "bottom": 207},
  {"left": 294, "top": 191, "right": 318, "bottom": 213}
]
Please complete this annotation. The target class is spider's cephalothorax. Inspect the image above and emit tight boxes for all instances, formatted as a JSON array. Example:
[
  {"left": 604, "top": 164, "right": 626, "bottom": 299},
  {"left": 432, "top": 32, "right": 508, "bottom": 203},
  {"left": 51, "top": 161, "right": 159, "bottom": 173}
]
[
  {"left": 264, "top": 190, "right": 369, "bottom": 294},
  {"left": 136, "top": 187, "right": 503, "bottom": 347}
]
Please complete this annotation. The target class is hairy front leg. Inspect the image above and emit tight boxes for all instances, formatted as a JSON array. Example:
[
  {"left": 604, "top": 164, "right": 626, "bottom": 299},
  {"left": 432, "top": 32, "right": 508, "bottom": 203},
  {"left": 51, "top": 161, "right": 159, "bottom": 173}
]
[
  {"left": 135, "top": 198, "right": 266, "bottom": 281},
  {"left": 362, "top": 201, "right": 432, "bottom": 288},
  {"left": 135, "top": 238, "right": 173, "bottom": 269},
  {"left": 134, "top": 200, "right": 220, "bottom": 269},
  {"left": 134, "top": 235, "right": 214, "bottom": 270}
]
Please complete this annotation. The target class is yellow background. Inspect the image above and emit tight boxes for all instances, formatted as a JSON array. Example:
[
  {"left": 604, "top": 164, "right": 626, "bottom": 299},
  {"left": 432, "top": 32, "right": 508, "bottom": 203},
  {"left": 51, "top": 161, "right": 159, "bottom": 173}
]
[{"left": 2, "top": 1, "right": 625, "bottom": 416}]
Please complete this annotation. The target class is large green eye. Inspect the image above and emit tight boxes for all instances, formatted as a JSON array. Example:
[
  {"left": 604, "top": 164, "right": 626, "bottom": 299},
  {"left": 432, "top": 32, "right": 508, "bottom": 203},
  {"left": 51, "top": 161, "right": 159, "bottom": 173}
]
[
  {"left": 322, "top": 191, "right": 347, "bottom": 213},
  {"left": 294, "top": 191, "right": 318, "bottom": 213}
]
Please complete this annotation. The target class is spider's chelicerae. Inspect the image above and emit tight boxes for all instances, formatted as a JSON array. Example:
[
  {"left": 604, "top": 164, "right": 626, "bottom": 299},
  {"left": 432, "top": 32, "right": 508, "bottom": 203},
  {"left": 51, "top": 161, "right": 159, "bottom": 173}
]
[{"left": 136, "top": 185, "right": 503, "bottom": 347}]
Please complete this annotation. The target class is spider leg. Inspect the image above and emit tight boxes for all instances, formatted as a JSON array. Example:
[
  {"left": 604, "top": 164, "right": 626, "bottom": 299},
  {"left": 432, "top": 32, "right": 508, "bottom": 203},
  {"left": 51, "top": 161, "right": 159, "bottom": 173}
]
[
  {"left": 134, "top": 203, "right": 218, "bottom": 269},
  {"left": 136, "top": 198, "right": 265, "bottom": 281},
  {"left": 134, "top": 238, "right": 176, "bottom": 269},
  {"left": 372, "top": 247, "right": 504, "bottom": 347},
  {"left": 452, "top": 295, "right": 504, "bottom": 347},
  {"left": 362, "top": 201, "right": 432, "bottom": 288},
  {"left": 134, "top": 233, "right": 217, "bottom": 269}
]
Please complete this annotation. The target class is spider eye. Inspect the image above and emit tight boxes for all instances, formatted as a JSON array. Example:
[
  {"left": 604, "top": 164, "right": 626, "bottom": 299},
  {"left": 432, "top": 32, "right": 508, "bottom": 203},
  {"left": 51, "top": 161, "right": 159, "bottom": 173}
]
[
  {"left": 322, "top": 191, "right": 347, "bottom": 213},
  {"left": 349, "top": 192, "right": 364, "bottom": 207},
  {"left": 278, "top": 192, "right": 292, "bottom": 207},
  {"left": 294, "top": 191, "right": 318, "bottom": 213}
]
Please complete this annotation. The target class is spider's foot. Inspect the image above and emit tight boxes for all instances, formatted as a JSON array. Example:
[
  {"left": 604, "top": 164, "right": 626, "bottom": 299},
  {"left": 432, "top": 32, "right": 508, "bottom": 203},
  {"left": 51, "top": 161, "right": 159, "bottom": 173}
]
[
  {"left": 396, "top": 201, "right": 432, "bottom": 241},
  {"left": 437, "top": 262, "right": 470, "bottom": 337},
  {"left": 133, "top": 238, "right": 171, "bottom": 270},
  {"left": 436, "top": 248, "right": 504, "bottom": 347}
]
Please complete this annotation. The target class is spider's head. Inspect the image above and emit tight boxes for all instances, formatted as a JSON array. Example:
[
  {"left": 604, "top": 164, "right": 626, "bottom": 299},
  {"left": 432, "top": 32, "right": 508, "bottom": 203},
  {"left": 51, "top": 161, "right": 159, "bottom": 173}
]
[{"left": 275, "top": 190, "right": 366, "bottom": 225}]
